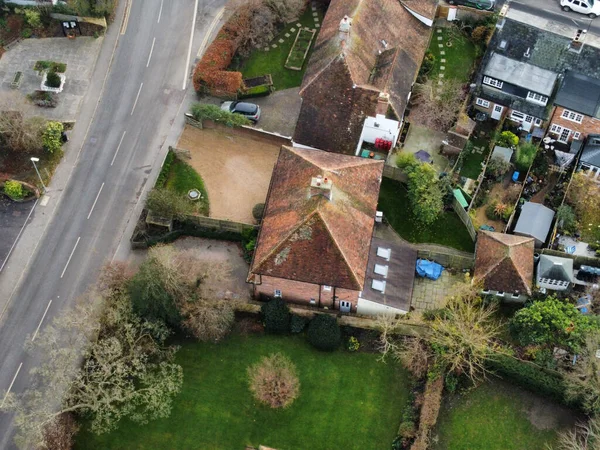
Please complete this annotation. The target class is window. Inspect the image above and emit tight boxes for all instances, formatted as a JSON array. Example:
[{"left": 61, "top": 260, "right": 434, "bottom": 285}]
[
  {"left": 510, "top": 110, "right": 526, "bottom": 121},
  {"left": 310, "top": 298, "right": 316, "bottom": 305},
  {"left": 535, "top": 118, "right": 543, "bottom": 126},
  {"left": 274, "top": 289, "right": 282, "bottom": 298},
  {"left": 582, "top": 164, "right": 591, "bottom": 171},
  {"left": 573, "top": 131, "right": 581, "bottom": 140},
  {"left": 526, "top": 91, "right": 548, "bottom": 105},
  {"left": 376, "top": 247, "right": 391, "bottom": 260},
  {"left": 525, "top": 115, "right": 533, "bottom": 123},
  {"left": 476, "top": 98, "right": 490, "bottom": 108},
  {"left": 371, "top": 280, "right": 386, "bottom": 293},
  {"left": 550, "top": 123, "right": 562, "bottom": 134},
  {"left": 497, "top": 291, "right": 505, "bottom": 297},
  {"left": 323, "top": 285, "right": 332, "bottom": 292},
  {"left": 483, "top": 76, "right": 504, "bottom": 89},
  {"left": 561, "top": 109, "right": 584, "bottom": 123},
  {"left": 374, "top": 264, "right": 389, "bottom": 277},
  {"left": 559, "top": 127, "right": 571, "bottom": 143},
  {"left": 512, "top": 293, "right": 521, "bottom": 299}
]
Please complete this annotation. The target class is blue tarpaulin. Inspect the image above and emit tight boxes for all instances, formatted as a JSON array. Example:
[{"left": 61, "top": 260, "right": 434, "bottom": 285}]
[{"left": 416, "top": 259, "right": 444, "bottom": 280}]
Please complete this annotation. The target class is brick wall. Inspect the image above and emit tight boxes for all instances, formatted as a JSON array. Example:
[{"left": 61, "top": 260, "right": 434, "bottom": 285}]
[
  {"left": 548, "top": 106, "right": 600, "bottom": 141},
  {"left": 253, "top": 275, "right": 360, "bottom": 312}
]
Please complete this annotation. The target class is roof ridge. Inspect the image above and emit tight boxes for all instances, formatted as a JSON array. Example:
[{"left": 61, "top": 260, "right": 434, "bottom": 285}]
[{"left": 290, "top": 145, "right": 385, "bottom": 170}]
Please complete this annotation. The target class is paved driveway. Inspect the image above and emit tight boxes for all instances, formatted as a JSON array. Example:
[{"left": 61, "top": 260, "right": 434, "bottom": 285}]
[
  {"left": 0, "top": 37, "right": 102, "bottom": 121},
  {"left": 251, "top": 87, "right": 302, "bottom": 137},
  {"left": 0, "top": 195, "right": 36, "bottom": 270}
]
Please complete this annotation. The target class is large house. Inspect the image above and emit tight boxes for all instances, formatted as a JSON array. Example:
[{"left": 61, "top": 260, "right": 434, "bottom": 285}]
[
  {"left": 473, "top": 18, "right": 600, "bottom": 134},
  {"left": 473, "top": 231, "right": 535, "bottom": 302},
  {"left": 293, "top": 0, "right": 437, "bottom": 155},
  {"left": 247, "top": 146, "right": 417, "bottom": 315}
]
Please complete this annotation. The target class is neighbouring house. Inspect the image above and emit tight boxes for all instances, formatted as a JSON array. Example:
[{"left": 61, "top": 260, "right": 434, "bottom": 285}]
[
  {"left": 536, "top": 254, "right": 574, "bottom": 292},
  {"left": 247, "top": 146, "right": 390, "bottom": 314},
  {"left": 293, "top": 0, "right": 437, "bottom": 155},
  {"left": 473, "top": 231, "right": 535, "bottom": 302},
  {"left": 549, "top": 71, "right": 600, "bottom": 144},
  {"left": 514, "top": 201, "right": 555, "bottom": 248},
  {"left": 579, "top": 134, "right": 600, "bottom": 181},
  {"left": 472, "top": 18, "right": 600, "bottom": 135}
]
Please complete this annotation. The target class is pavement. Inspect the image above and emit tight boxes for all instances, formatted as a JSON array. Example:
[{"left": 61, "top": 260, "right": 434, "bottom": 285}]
[
  {"left": 0, "top": 0, "right": 228, "bottom": 446},
  {"left": 0, "top": 196, "right": 37, "bottom": 272},
  {"left": 251, "top": 87, "right": 302, "bottom": 137},
  {"left": 0, "top": 37, "right": 103, "bottom": 121}
]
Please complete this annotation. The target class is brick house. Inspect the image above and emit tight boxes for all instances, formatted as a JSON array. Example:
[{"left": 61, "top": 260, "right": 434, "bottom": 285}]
[
  {"left": 472, "top": 18, "right": 600, "bottom": 134},
  {"left": 473, "top": 231, "right": 534, "bottom": 303},
  {"left": 292, "top": 0, "right": 437, "bottom": 155},
  {"left": 247, "top": 146, "right": 385, "bottom": 313},
  {"left": 548, "top": 71, "right": 600, "bottom": 144}
]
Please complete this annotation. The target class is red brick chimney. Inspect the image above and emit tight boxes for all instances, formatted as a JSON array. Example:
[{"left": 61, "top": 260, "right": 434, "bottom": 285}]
[{"left": 376, "top": 92, "right": 389, "bottom": 115}]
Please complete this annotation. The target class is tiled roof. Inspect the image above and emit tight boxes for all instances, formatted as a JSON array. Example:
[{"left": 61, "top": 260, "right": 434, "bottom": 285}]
[
  {"left": 473, "top": 231, "right": 534, "bottom": 296},
  {"left": 554, "top": 71, "right": 600, "bottom": 118},
  {"left": 293, "top": 0, "right": 433, "bottom": 154},
  {"left": 249, "top": 146, "right": 384, "bottom": 290}
]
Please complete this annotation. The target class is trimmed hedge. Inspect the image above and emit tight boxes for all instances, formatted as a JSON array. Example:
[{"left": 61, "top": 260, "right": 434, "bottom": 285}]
[
  {"left": 307, "top": 314, "right": 341, "bottom": 351},
  {"left": 189, "top": 103, "right": 251, "bottom": 127},
  {"left": 261, "top": 298, "right": 291, "bottom": 334},
  {"left": 156, "top": 150, "right": 176, "bottom": 188},
  {"left": 238, "top": 85, "right": 272, "bottom": 99},
  {"left": 290, "top": 314, "right": 308, "bottom": 334}
]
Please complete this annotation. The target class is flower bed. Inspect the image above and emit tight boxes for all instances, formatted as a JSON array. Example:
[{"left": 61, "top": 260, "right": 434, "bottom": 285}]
[{"left": 284, "top": 28, "right": 315, "bottom": 70}]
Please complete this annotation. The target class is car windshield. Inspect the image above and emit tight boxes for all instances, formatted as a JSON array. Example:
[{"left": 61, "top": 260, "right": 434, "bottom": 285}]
[{"left": 233, "top": 102, "right": 258, "bottom": 114}]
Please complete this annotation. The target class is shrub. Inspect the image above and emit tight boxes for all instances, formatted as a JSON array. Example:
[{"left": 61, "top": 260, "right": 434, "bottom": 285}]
[
  {"left": 156, "top": 150, "right": 175, "bottom": 188},
  {"left": 417, "top": 52, "right": 435, "bottom": 81},
  {"left": 261, "top": 298, "right": 291, "bottom": 334},
  {"left": 42, "top": 121, "right": 64, "bottom": 153},
  {"left": 145, "top": 188, "right": 196, "bottom": 220},
  {"left": 23, "top": 9, "right": 42, "bottom": 29},
  {"left": 42, "top": 413, "right": 79, "bottom": 450},
  {"left": 347, "top": 336, "right": 360, "bottom": 352},
  {"left": 557, "top": 204, "right": 577, "bottom": 232},
  {"left": 34, "top": 61, "right": 67, "bottom": 73},
  {"left": 4, "top": 180, "right": 24, "bottom": 200},
  {"left": 180, "top": 300, "right": 235, "bottom": 342},
  {"left": 471, "top": 25, "right": 488, "bottom": 43},
  {"left": 45, "top": 71, "right": 62, "bottom": 89},
  {"left": 485, "top": 201, "right": 497, "bottom": 220},
  {"left": 21, "top": 28, "right": 32, "bottom": 38},
  {"left": 192, "top": 38, "right": 242, "bottom": 96},
  {"left": 486, "top": 156, "right": 510, "bottom": 180},
  {"left": 247, "top": 353, "right": 300, "bottom": 408},
  {"left": 497, "top": 131, "right": 519, "bottom": 148},
  {"left": 307, "top": 314, "right": 341, "bottom": 351},
  {"left": 515, "top": 142, "right": 537, "bottom": 172},
  {"left": 189, "top": 103, "right": 251, "bottom": 127},
  {"left": 238, "top": 84, "right": 271, "bottom": 99},
  {"left": 398, "top": 421, "right": 416, "bottom": 439},
  {"left": 252, "top": 203, "right": 265, "bottom": 222},
  {"left": 290, "top": 314, "right": 307, "bottom": 334},
  {"left": 28, "top": 91, "right": 58, "bottom": 108}
]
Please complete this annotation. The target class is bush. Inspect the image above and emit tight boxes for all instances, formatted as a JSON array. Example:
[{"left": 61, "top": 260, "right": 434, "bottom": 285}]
[
  {"left": 41, "top": 413, "right": 79, "bottom": 450},
  {"left": 252, "top": 203, "right": 265, "bottom": 222},
  {"left": 189, "top": 103, "right": 251, "bottom": 127},
  {"left": 398, "top": 421, "right": 416, "bottom": 439},
  {"left": 34, "top": 61, "right": 67, "bottom": 73},
  {"left": 471, "top": 25, "right": 489, "bottom": 43},
  {"left": 21, "top": 28, "right": 32, "bottom": 38},
  {"left": 156, "top": 150, "right": 176, "bottom": 188},
  {"left": 486, "top": 156, "right": 510, "bottom": 180},
  {"left": 28, "top": 91, "right": 58, "bottom": 108},
  {"left": 557, "top": 204, "right": 577, "bottom": 232},
  {"left": 145, "top": 188, "right": 196, "bottom": 220},
  {"left": 261, "top": 298, "right": 291, "bottom": 334},
  {"left": 307, "top": 314, "right": 341, "bottom": 351},
  {"left": 515, "top": 142, "right": 537, "bottom": 172},
  {"left": 247, "top": 353, "right": 300, "bottom": 408},
  {"left": 42, "top": 121, "right": 64, "bottom": 153},
  {"left": 290, "top": 314, "right": 307, "bottom": 334},
  {"left": 4, "top": 180, "right": 24, "bottom": 200},
  {"left": 23, "top": 9, "right": 42, "bottom": 29},
  {"left": 238, "top": 85, "right": 272, "bottom": 99},
  {"left": 417, "top": 52, "right": 435, "bottom": 82},
  {"left": 347, "top": 336, "right": 360, "bottom": 352},
  {"left": 497, "top": 131, "right": 519, "bottom": 148},
  {"left": 45, "top": 71, "right": 62, "bottom": 89}
]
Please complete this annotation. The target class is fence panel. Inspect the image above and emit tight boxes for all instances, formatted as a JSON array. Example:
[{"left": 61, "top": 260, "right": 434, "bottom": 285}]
[{"left": 451, "top": 196, "right": 477, "bottom": 241}]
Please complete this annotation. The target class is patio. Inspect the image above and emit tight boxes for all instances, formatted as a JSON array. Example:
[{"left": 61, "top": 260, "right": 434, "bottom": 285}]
[
  {"left": 557, "top": 236, "right": 596, "bottom": 258},
  {"left": 399, "top": 124, "right": 451, "bottom": 172}
]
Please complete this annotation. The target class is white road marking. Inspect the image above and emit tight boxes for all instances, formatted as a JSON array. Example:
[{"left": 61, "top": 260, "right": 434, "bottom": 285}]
[
  {"left": 31, "top": 300, "right": 52, "bottom": 342},
  {"left": 60, "top": 237, "right": 81, "bottom": 279},
  {"left": 1, "top": 363, "right": 23, "bottom": 408},
  {"left": 183, "top": 0, "right": 199, "bottom": 90},
  {"left": 146, "top": 37, "right": 156, "bottom": 67},
  {"left": 111, "top": 131, "right": 127, "bottom": 166},
  {"left": 158, "top": 0, "right": 163, "bottom": 23},
  {"left": 0, "top": 197, "right": 40, "bottom": 274},
  {"left": 87, "top": 183, "right": 105, "bottom": 220},
  {"left": 131, "top": 82, "right": 143, "bottom": 115}
]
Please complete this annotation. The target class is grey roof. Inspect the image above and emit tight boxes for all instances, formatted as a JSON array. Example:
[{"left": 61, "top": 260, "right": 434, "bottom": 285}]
[
  {"left": 484, "top": 53, "right": 557, "bottom": 96},
  {"left": 581, "top": 134, "right": 600, "bottom": 167},
  {"left": 491, "top": 146, "right": 513, "bottom": 164},
  {"left": 554, "top": 71, "right": 600, "bottom": 118},
  {"left": 538, "top": 254, "right": 574, "bottom": 283},
  {"left": 514, "top": 202, "right": 555, "bottom": 243}
]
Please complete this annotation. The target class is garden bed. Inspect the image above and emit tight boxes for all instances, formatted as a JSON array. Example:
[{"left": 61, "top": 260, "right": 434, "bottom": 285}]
[
  {"left": 76, "top": 333, "right": 411, "bottom": 449},
  {"left": 284, "top": 28, "right": 315, "bottom": 70}
]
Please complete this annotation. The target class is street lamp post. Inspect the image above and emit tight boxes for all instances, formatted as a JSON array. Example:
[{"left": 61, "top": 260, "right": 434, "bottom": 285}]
[{"left": 30, "top": 157, "right": 47, "bottom": 194}]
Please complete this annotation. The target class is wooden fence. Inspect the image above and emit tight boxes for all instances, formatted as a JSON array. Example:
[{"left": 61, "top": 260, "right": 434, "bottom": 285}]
[
  {"left": 451, "top": 196, "right": 477, "bottom": 242},
  {"left": 184, "top": 214, "right": 256, "bottom": 234},
  {"left": 417, "top": 248, "right": 474, "bottom": 270},
  {"left": 382, "top": 165, "right": 408, "bottom": 183}
]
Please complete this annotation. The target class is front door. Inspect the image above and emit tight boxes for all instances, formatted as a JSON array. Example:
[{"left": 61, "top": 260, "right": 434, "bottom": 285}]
[
  {"left": 340, "top": 301, "right": 351, "bottom": 313},
  {"left": 522, "top": 115, "right": 534, "bottom": 132},
  {"left": 491, "top": 104, "right": 503, "bottom": 120},
  {"left": 559, "top": 127, "right": 571, "bottom": 143}
]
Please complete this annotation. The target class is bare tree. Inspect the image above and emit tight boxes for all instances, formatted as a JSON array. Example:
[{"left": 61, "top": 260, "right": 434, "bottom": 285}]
[
  {"left": 410, "top": 79, "right": 466, "bottom": 132},
  {"left": 0, "top": 91, "right": 45, "bottom": 154},
  {"left": 552, "top": 416, "right": 600, "bottom": 450},
  {"left": 248, "top": 353, "right": 300, "bottom": 408},
  {"left": 564, "top": 333, "right": 600, "bottom": 414}
]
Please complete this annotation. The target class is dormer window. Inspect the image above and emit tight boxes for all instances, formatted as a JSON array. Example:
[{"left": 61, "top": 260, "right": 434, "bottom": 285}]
[
  {"left": 526, "top": 91, "right": 548, "bottom": 106},
  {"left": 483, "top": 76, "right": 503, "bottom": 89}
]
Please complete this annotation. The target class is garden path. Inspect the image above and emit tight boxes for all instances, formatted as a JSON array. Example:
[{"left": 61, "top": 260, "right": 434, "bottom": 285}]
[{"left": 262, "top": 2, "right": 320, "bottom": 52}]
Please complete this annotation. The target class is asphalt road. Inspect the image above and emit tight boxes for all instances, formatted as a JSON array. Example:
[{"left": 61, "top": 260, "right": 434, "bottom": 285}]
[
  {"left": 0, "top": 0, "right": 225, "bottom": 446},
  {"left": 509, "top": 0, "right": 600, "bottom": 35}
]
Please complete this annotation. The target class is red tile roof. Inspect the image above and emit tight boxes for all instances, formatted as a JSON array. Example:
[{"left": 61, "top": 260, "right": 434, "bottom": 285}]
[
  {"left": 249, "top": 146, "right": 384, "bottom": 290},
  {"left": 473, "top": 231, "right": 535, "bottom": 296}
]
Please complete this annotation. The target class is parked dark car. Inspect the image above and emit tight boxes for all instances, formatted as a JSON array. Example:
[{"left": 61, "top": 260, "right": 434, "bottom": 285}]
[
  {"left": 220, "top": 101, "right": 261, "bottom": 122},
  {"left": 447, "top": 0, "right": 495, "bottom": 10}
]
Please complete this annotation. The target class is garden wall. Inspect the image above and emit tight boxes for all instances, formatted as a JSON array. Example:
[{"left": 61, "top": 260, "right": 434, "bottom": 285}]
[
  {"left": 382, "top": 165, "right": 408, "bottom": 183},
  {"left": 416, "top": 248, "right": 474, "bottom": 270}
]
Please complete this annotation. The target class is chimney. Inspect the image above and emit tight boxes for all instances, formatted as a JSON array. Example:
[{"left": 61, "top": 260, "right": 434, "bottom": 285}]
[
  {"left": 570, "top": 29, "right": 586, "bottom": 53},
  {"left": 376, "top": 92, "right": 389, "bottom": 115},
  {"left": 339, "top": 15, "right": 352, "bottom": 33},
  {"left": 310, "top": 175, "right": 333, "bottom": 201}
]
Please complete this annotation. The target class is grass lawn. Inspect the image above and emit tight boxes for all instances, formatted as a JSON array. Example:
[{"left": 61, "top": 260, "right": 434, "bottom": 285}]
[
  {"left": 285, "top": 28, "right": 315, "bottom": 69},
  {"left": 165, "top": 158, "right": 209, "bottom": 216},
  {"left": 433, "top": 381, "right": 575, "bottom": 450},
  {"left": 235, "top": 7, "right": 323, "bottom": 90},
  {"left": 76, "top": 333, "right": 410, "bottom": 450},
  {"left": 427, "top": 27, "right": 478, "bottom": 82},
  {"left": 378, "top": 178, "right": 475, "bottom": 253},
  {"left": 459, "top": 120, "right": 496, "bottom": 180}
]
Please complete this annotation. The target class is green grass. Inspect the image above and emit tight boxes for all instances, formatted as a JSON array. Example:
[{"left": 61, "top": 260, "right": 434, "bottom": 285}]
[
  {"left": 165, "top": 159, "right": 209, "bottom": 216},
  {"left": 427, "top": 27, "right": 477, "bottom": 82},
  {"left": 433, "top": 381, "right": 568, "bottom": 450},
  {"left": 76, "top": 333, "right": 410, "bottom": 450},
  {"left": 378, "top": 178, "right": 475, "bottom": 253},
  {"left": 459, "top": 121, "right": 497, "bottom": 179},
  {"left": 235, "top": 7, "right": 323, "bottom": 90},
  {"left": 285, "top": 28, "right": 314, "bottom": 69}
]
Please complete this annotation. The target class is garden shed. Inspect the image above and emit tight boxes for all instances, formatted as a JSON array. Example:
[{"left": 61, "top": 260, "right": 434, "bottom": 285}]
[
  {"left": 491, "top": 145, "right": 513, "bottom": 164},
  {"left": 514, "top": 202, "right": 555, "bottom": 248}
]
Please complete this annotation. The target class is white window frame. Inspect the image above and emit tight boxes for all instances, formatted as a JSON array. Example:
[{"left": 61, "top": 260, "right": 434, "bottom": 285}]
[
  {"left": 534, "top": 118, "right": 543, "bottom": 126},
  {"left": 550, "top": 123, "right": 562, "bottom": 134},
  {"left": 573, "top": 131, "right": 581, "bottom": 140},
  {"left": 561, "top": 109, "right": 584, "bottom": 123},
  {"left": 323, "top": 285, "right": 332, "bottom": 292},
  {"left": 274, "top": 289, "right": 282, "bottom": 298},
  {"left": 476, "top": 98, "right": 490, "bottom": 108},
  {"left": 558, "top": 127, "right": 572, "bottom": 143},
  {"left": 483, "top": 76, "right": 504, "bottom": 89},
  {"left": 510, "top": 110, "right": 526, "bottom": 121},
  {"left": 526, "top": 91, "right": 548, "bottom": 105}
]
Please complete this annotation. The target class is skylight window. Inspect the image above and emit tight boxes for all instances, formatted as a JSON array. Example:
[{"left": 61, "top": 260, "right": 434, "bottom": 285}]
[
  {"left": 374, "top": 264, "right": 389, "bottom": 278},
  {"left": 376, "top": 247, "right": 391, "bottom": 260},
  {"left": 372, "top": 279, "right": 386, "bottom": 293}
]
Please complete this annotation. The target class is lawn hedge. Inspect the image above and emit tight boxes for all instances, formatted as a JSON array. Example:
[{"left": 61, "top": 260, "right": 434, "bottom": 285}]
[
  {"left": 238, "top": 85, "right": 272, "bottom": 99},
  {"left": 156, "top": 150, "right": 176, "bottom": 188},
  {"left": 261, "top": 298, "right": 291, "bottom": 334},
  {"left": 307, "top": 314, "right": 341, "bottom": 351}
]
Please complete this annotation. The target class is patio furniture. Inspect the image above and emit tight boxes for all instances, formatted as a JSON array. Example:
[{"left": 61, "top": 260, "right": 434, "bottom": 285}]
[
  {"left": 415, "top": 150, "right": 432, "bottom": 163},
  {"left": 565, "top": 245, "right": 576, "bottom": 254}
]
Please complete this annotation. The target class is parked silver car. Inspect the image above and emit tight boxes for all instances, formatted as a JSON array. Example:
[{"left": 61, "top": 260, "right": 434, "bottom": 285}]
[{"left": 220, "top": 101, "right": 261, "bottom": 123}]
